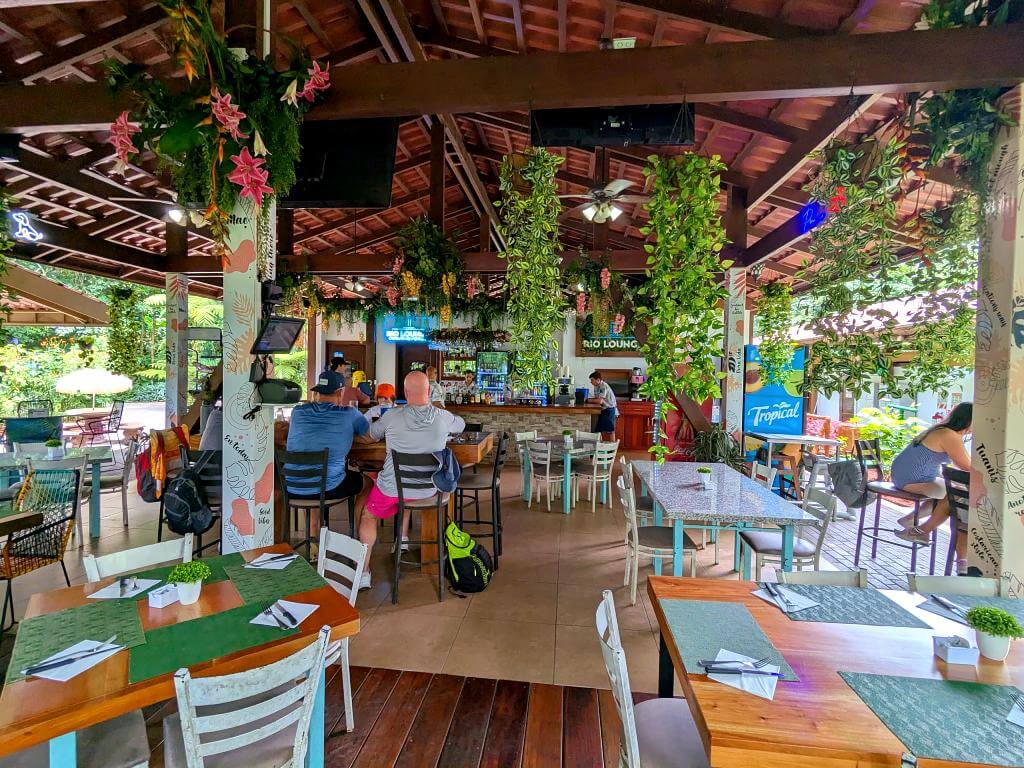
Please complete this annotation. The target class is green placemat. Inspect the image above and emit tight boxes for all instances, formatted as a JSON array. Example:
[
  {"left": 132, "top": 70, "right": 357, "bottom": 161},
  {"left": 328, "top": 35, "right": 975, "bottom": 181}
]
[
  {"left": 128, "top": 601, "right": 298, "bottom": 683},
  {"left": 771, "top": 585, "right": 931, "bottom": 629},
  {"left": 7, "top": 600, "right": 145, "bottom": 683},
  {"left": 223, "top": 557, "right": 328, "bottom": 604},
  {"left": 918, "top": 594, "right": 1024, "bottom": 625},
  {"left": 840, "top": 672, "right": 1024, "bottom": 766},
  {"left": 127, "top": 552, "right": 245, "bottom": 599},
  {"left": 658, "top": 599, "right": 798, "bottom": 681}
]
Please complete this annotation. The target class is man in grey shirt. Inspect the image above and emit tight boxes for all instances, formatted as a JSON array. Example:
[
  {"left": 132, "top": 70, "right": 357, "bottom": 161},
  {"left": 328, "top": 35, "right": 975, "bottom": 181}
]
[
  {"left": 354, "top": 371, "right": 465, "bottom": 589},
  {"left": 587, "top": 370, "right": 619, "bottom": 440}
]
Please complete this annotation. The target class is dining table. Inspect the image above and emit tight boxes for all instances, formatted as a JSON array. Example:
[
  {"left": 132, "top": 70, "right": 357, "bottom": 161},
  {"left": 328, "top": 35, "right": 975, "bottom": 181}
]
[
  {"left": 648, "top": 576, "right": 1024, "bottom": 768},
  {"left": 0, "top": 445, "right": 113, "bottom": 539},
  {"left": 632, "top": 461, "right": 812, "bottom": 577},
  {"left": 518, "top": 435, "right": 598, "bottom": 514},
  {"left": 0, "top": 543, "right": 360, "bottom": 768}
]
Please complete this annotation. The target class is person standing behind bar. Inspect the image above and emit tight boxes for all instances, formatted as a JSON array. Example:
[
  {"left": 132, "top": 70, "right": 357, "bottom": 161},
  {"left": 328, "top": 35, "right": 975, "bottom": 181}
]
[
  {"left": 587, "top": 370, "right": 618, "bottom": 440},
  {"left": 426, "top": 365, "right": 445, "bottom": 407}
]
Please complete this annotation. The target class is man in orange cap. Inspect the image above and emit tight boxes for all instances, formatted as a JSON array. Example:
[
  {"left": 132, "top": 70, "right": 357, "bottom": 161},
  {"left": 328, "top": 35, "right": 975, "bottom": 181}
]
[{"left": 365, "top": 382, "right": 396, "bottom": 421}]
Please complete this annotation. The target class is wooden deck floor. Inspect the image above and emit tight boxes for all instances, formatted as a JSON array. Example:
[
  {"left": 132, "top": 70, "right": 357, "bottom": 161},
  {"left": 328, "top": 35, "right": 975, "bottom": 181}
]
[{"left": 146, "top": 665, "right": 638, "bottom": 768}]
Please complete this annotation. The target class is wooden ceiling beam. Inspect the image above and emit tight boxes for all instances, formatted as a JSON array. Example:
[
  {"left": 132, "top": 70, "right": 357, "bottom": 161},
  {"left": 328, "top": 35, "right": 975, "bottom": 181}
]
[{"left": 4, "top": 25, "right": 1022, "bottom": 130}]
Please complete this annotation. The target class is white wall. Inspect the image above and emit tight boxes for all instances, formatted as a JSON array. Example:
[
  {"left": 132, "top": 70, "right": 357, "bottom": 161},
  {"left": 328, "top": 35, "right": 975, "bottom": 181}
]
[{"left": 557, "top": 321, "right": 645, "bottom": 387}]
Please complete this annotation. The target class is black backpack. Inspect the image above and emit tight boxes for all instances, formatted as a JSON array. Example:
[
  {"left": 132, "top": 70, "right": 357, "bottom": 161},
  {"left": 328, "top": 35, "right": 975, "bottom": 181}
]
[
  {"left": 444, "top": 522, "right": 492, "bottom": 594},
  {"left": 163, "top": 454, "right": 215, "bottom": 535}
]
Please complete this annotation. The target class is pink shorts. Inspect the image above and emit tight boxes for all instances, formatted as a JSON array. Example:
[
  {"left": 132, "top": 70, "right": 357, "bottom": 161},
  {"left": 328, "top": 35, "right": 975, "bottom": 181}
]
[{"left": 365, "top": 484, "right": 400, "bottom": 519}]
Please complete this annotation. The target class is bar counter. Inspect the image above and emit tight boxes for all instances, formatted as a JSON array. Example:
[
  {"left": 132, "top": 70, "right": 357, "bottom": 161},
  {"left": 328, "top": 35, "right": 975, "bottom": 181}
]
[{"left": 446, "top": 403, "right": 601, "bottom": 450}]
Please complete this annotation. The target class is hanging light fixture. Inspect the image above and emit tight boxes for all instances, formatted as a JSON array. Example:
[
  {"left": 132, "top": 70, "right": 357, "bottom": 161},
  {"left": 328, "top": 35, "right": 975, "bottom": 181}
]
[
  {"left": 167, "top": 205, "right": 187, "bottom": 225},
  {"left": 581, "top": 203, "right": 599, "bottom": 222}
]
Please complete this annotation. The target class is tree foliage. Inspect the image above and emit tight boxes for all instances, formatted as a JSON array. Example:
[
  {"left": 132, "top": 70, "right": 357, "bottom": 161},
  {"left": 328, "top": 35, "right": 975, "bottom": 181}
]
[{"left": 754, "top": 282, "right": 794, "bottom": 385}]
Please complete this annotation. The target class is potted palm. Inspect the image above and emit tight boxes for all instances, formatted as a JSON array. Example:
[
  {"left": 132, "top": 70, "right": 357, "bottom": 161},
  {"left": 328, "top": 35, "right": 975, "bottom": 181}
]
[
  {"left": 168, "top": 561, "right": 212, "bottom": 606},
  {"left": 966, "top": 606, "right": 1024, "bottom": 661},
  {"left": 696, "top": 466, "right": 713, "bottom": 489},
  {"left": 45, "top": 438, "right": 64, "bottom": 459}
]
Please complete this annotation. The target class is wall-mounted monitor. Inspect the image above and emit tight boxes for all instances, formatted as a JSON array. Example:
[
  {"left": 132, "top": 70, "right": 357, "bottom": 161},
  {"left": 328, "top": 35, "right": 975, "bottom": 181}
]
[{"left": 250, "top": 316, "right": 306, "bottom": 354}]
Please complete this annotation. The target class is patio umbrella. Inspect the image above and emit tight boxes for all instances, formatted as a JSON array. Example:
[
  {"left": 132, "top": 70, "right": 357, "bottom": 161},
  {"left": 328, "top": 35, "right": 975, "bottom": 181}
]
[{"left": 55, "top": 368, "right": 133, "bottom": 407}]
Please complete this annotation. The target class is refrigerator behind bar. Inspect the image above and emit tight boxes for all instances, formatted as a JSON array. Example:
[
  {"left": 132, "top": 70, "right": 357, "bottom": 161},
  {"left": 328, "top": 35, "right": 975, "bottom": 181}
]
[{"left": 475, "top": 351, "right": 509, "bottom": 404}]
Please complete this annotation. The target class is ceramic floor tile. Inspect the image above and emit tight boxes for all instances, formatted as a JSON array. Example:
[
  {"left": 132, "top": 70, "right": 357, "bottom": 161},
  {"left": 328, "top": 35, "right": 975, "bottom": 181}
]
[
  {"left": 492, "top": 548, "right": 559, "bottom": 584},
  {"left": 442, "top": 617, "right": 555, "bottom": 684},
  {"left": 347, "top": 611, "right": 463, "bottom": 673},
  {"left": 556, "top": 582, "right": 653, "bottom": 632},
  {"left": 466, "top": 578, "right": 557, "bottom": 624},
  {"left": 375, "top": 572, "right": 473, "bottom": 618},
  {"left": 554, "top": 624, "right": 664, "bottom": 693}
]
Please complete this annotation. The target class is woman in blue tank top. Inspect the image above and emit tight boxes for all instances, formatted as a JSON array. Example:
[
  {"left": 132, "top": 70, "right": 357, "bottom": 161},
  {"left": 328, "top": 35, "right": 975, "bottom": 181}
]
[{"left": 890, "top": 403, "right": 972, "bottom": 570}]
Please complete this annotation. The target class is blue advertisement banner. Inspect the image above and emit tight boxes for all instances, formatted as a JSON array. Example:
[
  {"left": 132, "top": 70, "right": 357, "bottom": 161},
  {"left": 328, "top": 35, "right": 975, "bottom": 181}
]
[{"left": 742, "top": 345, "right": 806, "bottom": 436}]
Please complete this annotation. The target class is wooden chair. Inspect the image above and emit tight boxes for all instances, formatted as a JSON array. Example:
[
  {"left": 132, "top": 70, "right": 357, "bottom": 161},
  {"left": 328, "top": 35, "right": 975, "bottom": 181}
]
[
  {"left": 391, "top": 450, "right": 450, "bottom": 604},
  {"left": 15, "top": 399, "right": 52, "bottom": 417},
  {"left": 779, "top": 568, "right": 869, "bottom": 587},
  {"left": 28, "top": 456, "right": 88, "bottom": 544},
  {"left": 575, "top": 429, "right": 601, "bottom": 443},
  {"left": 83, "top": 534, "right": 194, "bottom": 582},
  {"left": 82, "top": 436, "right": 140, "bottom": 527},
  {"left": 739, "top": 486, "right": 835, "bottom": 581},
  {"left": 572, "top": 439, "right": 619, "bottom": 512},
  {"left": 524, "top": 440, "right": 565, "bottom": 512},
  {"left": 596, "top": 590, "right": 709, "bottom": 768},
  {"left": 617, "top": 477, "right": 696, "bottom": 604},
  {"left": 0, "top": 468, "right": 79, "bottom": 632},
  {"left": 162, "top": 627, "right": 332, "bottom": 768},
  {"left": 316, "top": 529, "right": 368, "bottom": 734},
  {"left": 941, "top": 465, "right": 970, "bottom": 576},
  {"left": 750, "top": 461, "right": 778, "bottom": 489},
  {"left": 854, "top": 438, "right": 936, "bottom": 574},
  {"left": 276, "top": 449, "right": 357, "bottom": 559},
  {"left": 907, "top": 573, "right": 1000, "bottom": 597},
  {"left": 456, "top": 432, "right": 508, "bottom": 569}
]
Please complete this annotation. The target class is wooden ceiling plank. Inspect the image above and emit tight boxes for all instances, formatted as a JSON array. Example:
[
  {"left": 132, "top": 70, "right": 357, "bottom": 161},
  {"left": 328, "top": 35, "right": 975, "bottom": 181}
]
[
  {"left": 510, "top": 0, "right": 526, "bottom": 52},
  {"left": 615, "top": 0, "right": 829, "bottom": 38},
  {"left": 467, "top": 0, "right": 487, "bottom": 43},
  {"left": 557, "top": 0, "right": 567, "bottom": 51},
  {"left": 838, "top": 0, "right": 879, "bottom": 34},
  {"left": 292, "top": 0, "right": 334, "bottom": 51}
]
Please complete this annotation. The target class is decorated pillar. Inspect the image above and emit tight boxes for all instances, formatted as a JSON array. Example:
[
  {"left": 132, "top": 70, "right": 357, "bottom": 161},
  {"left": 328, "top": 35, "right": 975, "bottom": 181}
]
[
  {"left": 221, "top": 201, "right": 277, "bottom": 552},
  {"left": 722, "top": 267, "right": 747, "bottom": 443},
  {"left": 165, "top": 273, "right": 189, "bottom": 427},
  {"left": 968, "top": 85, "right": 1024, "bottom": 591}
]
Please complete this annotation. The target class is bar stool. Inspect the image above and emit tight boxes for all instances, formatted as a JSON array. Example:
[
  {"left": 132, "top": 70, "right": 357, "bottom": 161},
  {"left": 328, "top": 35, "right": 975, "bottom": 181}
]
[
  {"left": 456, "top": 432, "right": 508, "bottom": 569},
  {"left": 853, "top": 439, "right": 936, "bottom": 574},
  {"left": 941, "top": 465, "right": 970, "bottom": 576}
]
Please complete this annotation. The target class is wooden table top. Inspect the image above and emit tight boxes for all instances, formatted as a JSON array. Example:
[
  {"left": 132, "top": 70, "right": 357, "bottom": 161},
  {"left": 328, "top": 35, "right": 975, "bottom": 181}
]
[
  {"left": 647, "top": 577, "right": 1024, "bottom": 768},
  {"left": 347, "top": 431, "right": 494, "bottom": 466},
  {"left": 0, "top": 543, "right": 360, "bottom": 757}
]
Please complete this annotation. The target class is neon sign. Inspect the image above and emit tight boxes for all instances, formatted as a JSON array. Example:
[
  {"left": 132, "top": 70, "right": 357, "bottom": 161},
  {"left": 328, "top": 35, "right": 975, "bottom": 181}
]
[
  {"left": 797, "top": 202, "right": 827, "bottom": 234},
  {"left": 9, "top": 210, "right": 43, "bottom": 243},
  {"left": 385, "top": 327, "right": 428, "bottom": 343}
]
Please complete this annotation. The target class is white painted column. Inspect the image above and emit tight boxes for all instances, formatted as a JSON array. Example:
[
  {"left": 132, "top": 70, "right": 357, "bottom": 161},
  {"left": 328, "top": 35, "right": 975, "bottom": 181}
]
[
  {"left": 221, "top": 201, "right": 276, "bottom": 552},
  {"left": 722, "top": 267, "right": 747, "bottom": 443},
  {"left": 165, "top": 273, "right": 189, "bottom": 428},
  {"left": 968, "top": 85, "right": 1024, "bottom": 591}
]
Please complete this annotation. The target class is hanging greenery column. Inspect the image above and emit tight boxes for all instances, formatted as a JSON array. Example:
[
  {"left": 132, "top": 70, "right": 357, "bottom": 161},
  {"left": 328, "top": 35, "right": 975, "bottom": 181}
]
[
  {"left": 496, "top": 149, "right": 566, "bottom": 390},
  {"left": 107, "top": 286, "right": 144, "bottom": 376},
  {"left": 636, "top": 154, "right": 729, "bottom": 461},
  {"left": 755, "top": 282, "right": 795, "bottom": 385}
]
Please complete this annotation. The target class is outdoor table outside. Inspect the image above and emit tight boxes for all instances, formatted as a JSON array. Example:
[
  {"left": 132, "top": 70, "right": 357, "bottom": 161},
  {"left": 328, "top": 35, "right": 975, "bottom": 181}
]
[
  {"left": 632, "top": 460, "right": 812, "bottom": 576},
  {"left": 0, "top": 543, "right": 360, "bottom": 768},
  {"left": 0, "top": 445, "right": 113, "bottom": 539}
]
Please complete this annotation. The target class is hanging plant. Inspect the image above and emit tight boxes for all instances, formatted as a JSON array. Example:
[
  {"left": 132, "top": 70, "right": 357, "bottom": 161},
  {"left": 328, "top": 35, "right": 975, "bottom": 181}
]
[
  {"left": 107, "top": 286, "right": 144, "bottom": 376},
  {"left": 104, "top": 0, "right": 331, "bottom": 255},
  {"left": 496, "top": 149, "right": 566, "bottom": 391},
  {"left": 0, "top": 189, "right": 12, "bottom": 332},
  {"left": 755, "top": 282, "right": 794, "bottom": 385},
  {"left": 392, "top": 218, "right": 464, "bottom": 318},
  {"left": 635, "top": 154, "right": 729, "bottom": 462},
  {"left": 563, "top": 247, "right": 634, "bottom": 332}
]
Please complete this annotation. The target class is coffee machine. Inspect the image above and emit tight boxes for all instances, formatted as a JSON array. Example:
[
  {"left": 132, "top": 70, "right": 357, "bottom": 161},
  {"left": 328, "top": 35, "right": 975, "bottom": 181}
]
[
  {"left": 628, "top": 366, "right": 646, "bottom": 400},
  {"left": 553, "top": 375, "right": 573, "bottom": 406}
]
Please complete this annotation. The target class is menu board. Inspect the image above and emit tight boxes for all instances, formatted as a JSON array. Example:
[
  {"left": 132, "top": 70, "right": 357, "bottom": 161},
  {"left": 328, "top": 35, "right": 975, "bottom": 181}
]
[{"left": 742, "top": 344, "right": 805, "bottom": 436}]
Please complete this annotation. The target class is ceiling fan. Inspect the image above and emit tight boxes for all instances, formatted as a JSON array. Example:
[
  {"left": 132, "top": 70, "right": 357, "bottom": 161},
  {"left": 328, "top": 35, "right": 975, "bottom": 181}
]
[{"left": 559, "top": 179, "right": 648, "bottom": 224}]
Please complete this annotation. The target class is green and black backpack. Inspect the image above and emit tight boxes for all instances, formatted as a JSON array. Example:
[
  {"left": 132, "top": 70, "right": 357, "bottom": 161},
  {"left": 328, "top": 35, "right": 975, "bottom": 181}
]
[{"left": 444, "top": 522, "right": 493, "bottom": 594}]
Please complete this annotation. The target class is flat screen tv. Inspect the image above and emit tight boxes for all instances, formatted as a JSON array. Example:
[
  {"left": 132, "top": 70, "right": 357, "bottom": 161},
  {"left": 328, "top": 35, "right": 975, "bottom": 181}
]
[
  {"left": 250, "top": 316, "right": 306, "bottom": 354},
  {"left": 280, "top": 119, "right": 400, "bottom": 209}
]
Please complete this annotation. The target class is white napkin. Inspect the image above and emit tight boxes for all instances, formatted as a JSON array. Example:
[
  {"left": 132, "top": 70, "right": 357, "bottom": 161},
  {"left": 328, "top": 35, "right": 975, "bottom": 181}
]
[
  {"left": 23, "top": 639, "right": 123, "bottom": 682},
  {"left": 1007, "top": 696, "right": 1024, "bottom": 729},
  {"left": 244, "top": 553, "right": 299, "bottom": 570},
  {"left": 250, "top": 599, "right": 318, "bottom": 629},
  {"left": 706, "top": 649, "right": 780, "bottom": 701},
  {"left": 916, "top": 596, "right": 971, "bottom": 626},
  {"left": 752, "top": 585, "right": 820, "bottom": 614},
  {"left": 87, "top": 578, "right": 161, "bottom": 599}
]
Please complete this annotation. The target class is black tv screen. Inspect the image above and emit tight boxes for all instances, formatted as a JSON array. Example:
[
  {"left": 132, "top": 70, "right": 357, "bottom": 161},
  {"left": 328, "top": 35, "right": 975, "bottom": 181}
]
[
  {"left": 280, "top": 119, "right": 400, "bottom": 209},
  {"left": 531, "top": 104, "right": 695, "bottom": 148},
  {"left": 251, "top": 316, "right": 306, "bottom": 354}
]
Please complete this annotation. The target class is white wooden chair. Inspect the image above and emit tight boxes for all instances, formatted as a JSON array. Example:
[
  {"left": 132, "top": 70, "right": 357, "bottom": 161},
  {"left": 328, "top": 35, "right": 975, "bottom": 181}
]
[
  {"left": 618, "top": 476, "right": 696, "bottom": 604},
  {"left": 574, "top": 430, "right": 601, "bottom": 443},
  {"left": 907, "top": 574, "right": 1000, "bottom": 597},
  {"left": 596, "top": 590, "right": 709, "bottom": 768},
  {"left": 163, "top": 626, "right": 332, "bottom": 768},
  {"left": 513, "top": 430, "right": 537, "bottom": 496},
  {"left": 83, "top": 534, "right": 193, "bottom": 582},
  {"left": 573, "top": 440, "right": 619, "bottom": 513},
  {"left": 525, "top": 440, "right": 565, "bottom": 512},
  {"left": 738, "top": 487, "right": 835, "bottom": 581},
  {"left": 750, "top": 461, "right": 778, "bottom": 490},
  {"left": 29, "top": 455, "right": 88, "bottom": 544},
  {"left": 779, "top": 568, "right": 868, "bottom": 587},
  {"left": 316, "top": 529, "right": 368, "bottom": 733},
  {"left": 618, "top": 456, "right": 654, "bottom": 523}
]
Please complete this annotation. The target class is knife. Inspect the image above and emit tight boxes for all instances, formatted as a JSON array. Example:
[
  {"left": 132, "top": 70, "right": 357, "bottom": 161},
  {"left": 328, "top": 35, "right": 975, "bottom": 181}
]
[
  {"left": 248, "top": 554, "right": 297, "bottom": 568},
  {"left": 930, "top": 594, "right": 968, "bottom": 618},
  {"left": 118, "top": 577, "right": 127, "bottom": 598},
  {"left": 703, "top": 666, "right": 783, "bottom": 678},
  {"left": 274, "top": 601, "right": 299, "bottom": 627},
  {"left": 23, "top": 638, "right": 120, "bottom": 676}
]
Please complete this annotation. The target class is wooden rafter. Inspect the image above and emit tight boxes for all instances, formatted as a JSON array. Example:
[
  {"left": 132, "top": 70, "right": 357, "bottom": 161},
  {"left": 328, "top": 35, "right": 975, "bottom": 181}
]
[{"left": 614, "top": 0, "right": 830, "bottom": 38}]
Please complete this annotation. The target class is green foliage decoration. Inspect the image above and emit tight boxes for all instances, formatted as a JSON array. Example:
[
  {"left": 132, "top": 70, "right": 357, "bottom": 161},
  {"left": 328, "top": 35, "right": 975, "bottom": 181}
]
[
  {"left": 168, "top": 560, "right": 212, "bottom": 584},
  {"left": 635, "top": 154, "right": 729, "bottom": 462},
  {"left": 754, "top": 282, "right": 794, "bottom": 385},
  {"left": 563, "top": 248, "right": 634, "bottom": 332},
  {"left": 966, "top": 606, "right": 1024, "bottom": 638},
  {"left": 496, "top": 149, "right": 566, "bottom": 391},
  {"left": 107, "top": 286, "right": 144, "bottom": 376},
  {"left": 848, "top": 406, "right": 930, "bottom": 468},
  {"left": 392, "top": 218, "right": 464, "bottom": 322},
  {"left": 692, "top": 427, "right": 744, "bottom": 471}
]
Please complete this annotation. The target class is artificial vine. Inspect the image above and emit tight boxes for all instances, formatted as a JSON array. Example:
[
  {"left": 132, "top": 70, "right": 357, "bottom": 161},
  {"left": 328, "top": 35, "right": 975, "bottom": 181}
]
[
  {"left": 496, "top": 149, "right": 566, "bottom": 391},
  {"left": 754, "top": 282, "right": 794, "bottom": 385},
  {"left": 391, "top": 218, "right": 463, "bottom": 322},
  {"left": 636, "top": 154, "right": 728, "bottom": 461},
  {"left": 107, "top": 286, "right": 144, "bottom": 376}
]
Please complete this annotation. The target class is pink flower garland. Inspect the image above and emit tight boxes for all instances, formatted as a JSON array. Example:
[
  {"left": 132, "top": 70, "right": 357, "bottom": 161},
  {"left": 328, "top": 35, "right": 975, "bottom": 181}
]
[
  {"left": 600, "top": 268, "right": 611, "bottom": 290},
  {"left": 576, "top": 293, "right": 587, "bottom": 315},
  {"left": 467, "top": 276, "right": 479, "bottom": 299},
  {"left": 391, "top": 256, "right": 404, "bottom": 275},
  {"left": 108, "top": 111, "right": 140, "bottom": 174},
  {"left": 612, "top": 314, "right": 626, "bottom": 335},
  {"left": 227, "top": 148, "right": 273, "bottom": 208},
  {"left": 211, "top": 89, "right": 249, "bottom": 141},
  {"left": 385, "top": 286, "right": 400, "bottom": 306},
  {"left": 299, "top": 60, "right": 331, "bottom": 103}
]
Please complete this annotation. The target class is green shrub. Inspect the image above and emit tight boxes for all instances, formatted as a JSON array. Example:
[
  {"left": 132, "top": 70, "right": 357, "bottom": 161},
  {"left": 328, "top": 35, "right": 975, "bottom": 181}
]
[
  {"left": 966, "top": 606, "right": 1024, "bottom": 638},
  {"left": 168, "top": 561, "right": 212, "bottom": 584},
  {"left": 849, "top": 407, "right": 930, "bottom": 468}
]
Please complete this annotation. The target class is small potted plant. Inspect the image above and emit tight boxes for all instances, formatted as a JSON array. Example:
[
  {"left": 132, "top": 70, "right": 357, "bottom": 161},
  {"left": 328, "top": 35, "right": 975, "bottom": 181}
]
[
  {"left": 966, "top": 606, "right": 1024, "bottom": 661},
  {"left": 696, "top": 466, "right": 713, "bottom": 489},
  {"left": 167, "top": 561, "right": 212, "bottom": 605},
  {"left": 45, "top": 438, "right": 64, "bottom": 459},
  {"left": 563, "top": 429, "right": 573, "bottom": 447}
]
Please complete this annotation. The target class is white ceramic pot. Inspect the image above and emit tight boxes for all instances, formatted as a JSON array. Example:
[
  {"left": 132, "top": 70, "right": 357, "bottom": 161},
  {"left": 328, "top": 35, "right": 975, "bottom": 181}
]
[
  {"left": 176, "top": 580, "right": 203, "bottom": 605},
  {"left": 47, "top": 447, "right": 63, "bottom": 459},
  {"left": 698, "top": 473, "right": 712, "bottom": 489},
  {"left": 976, "top": 630, "right": 1011, "bottom": 661}
]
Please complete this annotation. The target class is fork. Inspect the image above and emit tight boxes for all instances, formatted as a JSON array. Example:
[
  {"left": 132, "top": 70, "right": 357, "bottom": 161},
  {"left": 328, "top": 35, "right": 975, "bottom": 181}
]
[
  {"left": 698, "top": 656, "right": 771, "bottom": 670},
  {"left": 1011, "top": 691, "right": 1024, "bottom": 712},
  {"left": 261, "top": 606, "right": 288, "bottom": 629}
]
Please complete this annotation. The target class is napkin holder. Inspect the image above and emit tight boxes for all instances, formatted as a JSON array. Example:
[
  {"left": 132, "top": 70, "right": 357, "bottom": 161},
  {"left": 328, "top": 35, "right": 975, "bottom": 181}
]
[
  {"left": 933, "top": 635, "right": 979, "bottom": 665},
  {"left": 148, "top": 584, "right": 179, "bottom": 608}
]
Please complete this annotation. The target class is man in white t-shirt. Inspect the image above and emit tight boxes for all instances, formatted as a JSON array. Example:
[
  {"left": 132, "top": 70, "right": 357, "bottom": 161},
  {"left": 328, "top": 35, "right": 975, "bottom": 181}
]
[{"left": 586, "top": 370, "right": 618, "bottom": 440}]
